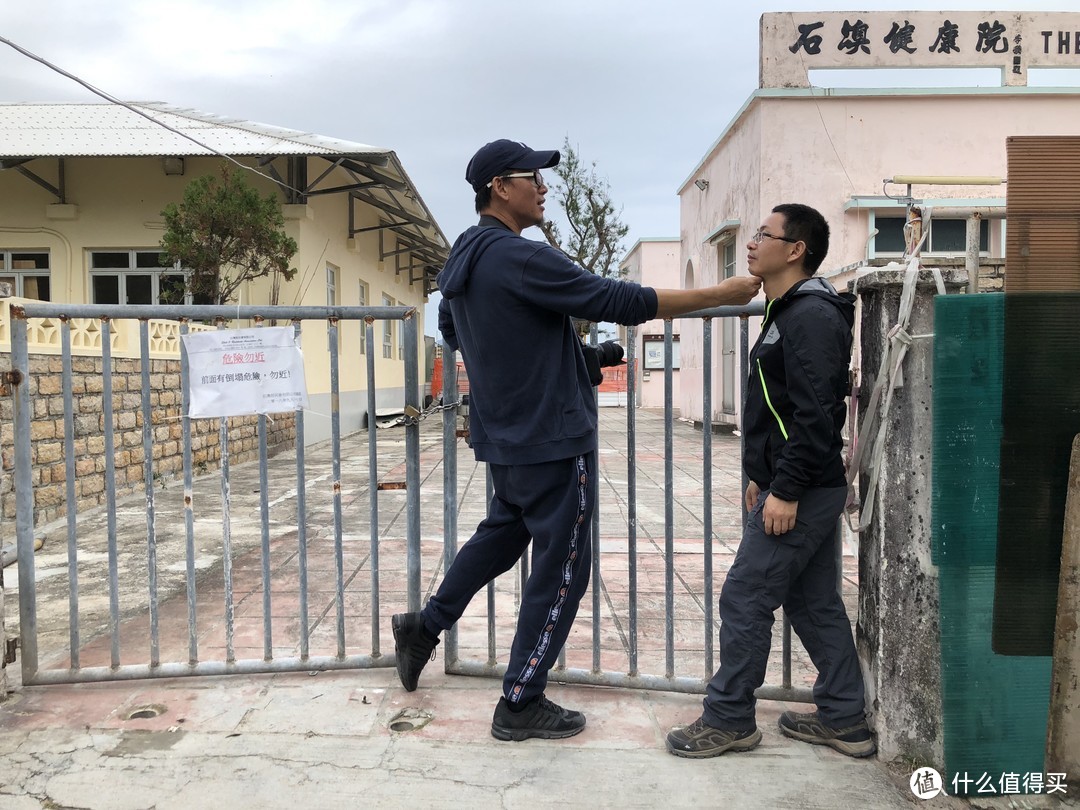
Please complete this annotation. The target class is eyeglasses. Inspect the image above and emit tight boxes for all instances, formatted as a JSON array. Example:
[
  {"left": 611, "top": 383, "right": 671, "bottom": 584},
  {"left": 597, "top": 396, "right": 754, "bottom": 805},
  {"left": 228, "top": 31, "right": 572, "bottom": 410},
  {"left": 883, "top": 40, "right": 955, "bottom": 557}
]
[
  {"left": 751, "top": 229, "right": 811, "bottom": 254},
  {"left": 487, "top": 170, "right": 545, "bottom": 189}
]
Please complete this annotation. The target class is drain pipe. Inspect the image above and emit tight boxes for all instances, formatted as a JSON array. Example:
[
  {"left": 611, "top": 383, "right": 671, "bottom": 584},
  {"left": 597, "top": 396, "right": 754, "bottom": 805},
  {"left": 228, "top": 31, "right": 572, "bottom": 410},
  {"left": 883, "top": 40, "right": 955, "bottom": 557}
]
[{"left": 967, "top": 214, "right": 983, "bottom": 294}]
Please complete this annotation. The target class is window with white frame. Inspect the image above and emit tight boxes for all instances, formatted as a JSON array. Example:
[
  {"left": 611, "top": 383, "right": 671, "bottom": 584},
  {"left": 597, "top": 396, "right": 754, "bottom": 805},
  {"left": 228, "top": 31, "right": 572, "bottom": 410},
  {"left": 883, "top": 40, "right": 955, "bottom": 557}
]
[
  {"left": 873, "top": 216, "right": 990, "bottom": 257},
  {"left": 89, "top": 249, "right": 211, "bottom": 305},
  {"left": 382, "top": 294, "right": 394, "bottom": 359},
  {"left": 326, "top": 263, "right": 337, "bottom": 306},
  {"left": 398, "top": 301, "right": 405, "bottom": 360},
  {"left": 326, "top": 263, "right": 339, "bottom": 350},
  {"left": 1, "top": 251, "right": 51, "bottom": 300},
  {"left": 723, "top": 240, "right": 737, "bottom": 280},
  {"left": 358, "top": 281, "right": 368, "bottom": 355}
]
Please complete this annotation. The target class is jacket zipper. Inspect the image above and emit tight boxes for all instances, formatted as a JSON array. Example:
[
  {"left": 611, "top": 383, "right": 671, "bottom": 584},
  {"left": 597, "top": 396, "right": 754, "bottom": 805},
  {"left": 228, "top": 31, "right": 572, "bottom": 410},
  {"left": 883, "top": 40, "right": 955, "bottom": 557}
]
[
  {"left": 756, "top": 297, "right": 788, "bottom": 441},
  {"left": 756, "top": 358, "right": 788, "bottom": 441}
]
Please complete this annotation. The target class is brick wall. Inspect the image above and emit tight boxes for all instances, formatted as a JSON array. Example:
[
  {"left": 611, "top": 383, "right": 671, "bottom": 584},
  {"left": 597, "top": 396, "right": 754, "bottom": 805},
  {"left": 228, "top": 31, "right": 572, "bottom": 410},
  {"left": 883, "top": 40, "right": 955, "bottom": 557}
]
[{"left": 0, "top": 352, "right": 296, "bottom": 527}]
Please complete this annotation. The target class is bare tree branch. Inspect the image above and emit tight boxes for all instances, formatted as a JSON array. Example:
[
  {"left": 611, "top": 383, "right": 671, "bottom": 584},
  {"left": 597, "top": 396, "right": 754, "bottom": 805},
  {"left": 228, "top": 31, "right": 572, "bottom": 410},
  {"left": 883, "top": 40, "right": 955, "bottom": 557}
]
[{"left": 543, "top": 138, "right": 628, "bottom": 280}]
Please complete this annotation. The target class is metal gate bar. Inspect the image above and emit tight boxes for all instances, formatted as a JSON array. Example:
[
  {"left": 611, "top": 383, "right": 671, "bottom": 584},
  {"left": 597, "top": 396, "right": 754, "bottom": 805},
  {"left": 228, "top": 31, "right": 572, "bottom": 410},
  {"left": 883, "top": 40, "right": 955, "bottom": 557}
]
[
  {"left": 626, "top": 326, "right": 639, "bottom": 677},
  {"left": 60, "top": 324, "right": 79, "bottom": 668}
]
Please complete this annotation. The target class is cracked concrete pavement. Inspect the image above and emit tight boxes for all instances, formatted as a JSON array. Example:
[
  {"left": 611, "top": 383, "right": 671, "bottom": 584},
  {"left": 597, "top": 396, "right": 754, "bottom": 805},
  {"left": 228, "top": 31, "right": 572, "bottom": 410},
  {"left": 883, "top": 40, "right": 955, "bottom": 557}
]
[
  {"left": 1, "top": 668, "right": 923, "bottom": 810},
  {"left": 0, "top": 408, "right": 1042, "bottom": 808}
]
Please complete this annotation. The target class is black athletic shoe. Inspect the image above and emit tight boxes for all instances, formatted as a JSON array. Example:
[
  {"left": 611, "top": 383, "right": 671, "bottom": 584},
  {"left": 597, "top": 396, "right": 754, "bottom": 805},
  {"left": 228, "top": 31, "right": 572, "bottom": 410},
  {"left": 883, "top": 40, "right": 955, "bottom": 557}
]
[
  {"left": 778, "top": 710, "right": 877, "bottom": 758},
  {"left": 490, "top": 694, "right": 586, "bottom": 741},
  {"left": 391, "top": 612, "right": 439, "bottom": 692},
  {"left": 666, "top": 717, "right": 762, "bottom": 758}
]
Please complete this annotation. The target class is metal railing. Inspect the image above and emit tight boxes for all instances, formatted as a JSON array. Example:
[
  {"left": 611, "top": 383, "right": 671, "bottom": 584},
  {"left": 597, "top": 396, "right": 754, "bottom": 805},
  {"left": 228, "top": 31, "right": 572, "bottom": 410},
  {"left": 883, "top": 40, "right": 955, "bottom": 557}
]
[{"left": 9, "top": 302, "right": 420, "bottom": 684}]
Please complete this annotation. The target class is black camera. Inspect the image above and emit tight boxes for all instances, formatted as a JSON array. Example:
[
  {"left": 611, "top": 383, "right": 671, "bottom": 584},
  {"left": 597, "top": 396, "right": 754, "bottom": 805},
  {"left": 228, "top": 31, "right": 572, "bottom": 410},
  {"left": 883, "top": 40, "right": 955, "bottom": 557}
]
[{"left": 583, "top": 340, "right": 625, "bottom": 386}]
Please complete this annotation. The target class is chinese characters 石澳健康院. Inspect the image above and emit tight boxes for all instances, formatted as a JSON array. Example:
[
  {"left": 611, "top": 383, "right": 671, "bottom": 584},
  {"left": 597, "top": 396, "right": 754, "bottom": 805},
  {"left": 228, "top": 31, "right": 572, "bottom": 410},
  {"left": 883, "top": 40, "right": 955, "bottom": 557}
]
[{"left": 787, "top": 17, "right": 1023, "bottom": 59}]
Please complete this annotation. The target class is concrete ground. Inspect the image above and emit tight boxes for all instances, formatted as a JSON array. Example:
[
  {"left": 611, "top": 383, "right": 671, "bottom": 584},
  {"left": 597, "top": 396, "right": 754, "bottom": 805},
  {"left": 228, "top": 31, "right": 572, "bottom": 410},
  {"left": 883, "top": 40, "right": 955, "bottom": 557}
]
[
  {"left": 0, "top": 408, "right": 1053, "bottom": 808},
  {"left": 1, "top": 668, "right": 918, "bottom": 810}
]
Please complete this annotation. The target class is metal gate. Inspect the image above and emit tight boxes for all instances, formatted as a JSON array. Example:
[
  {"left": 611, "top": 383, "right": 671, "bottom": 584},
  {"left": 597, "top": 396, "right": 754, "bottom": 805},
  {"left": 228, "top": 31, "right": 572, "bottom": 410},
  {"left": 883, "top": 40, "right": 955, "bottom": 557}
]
[
  {"left": 437, "top": 304, "right": 819, "bottom": 703},
  {"left": 7, "top": 300, "right": 832, "bottom": 704},
  {"left": 8, "top": 302, "right": 424, "bottom": 684}
]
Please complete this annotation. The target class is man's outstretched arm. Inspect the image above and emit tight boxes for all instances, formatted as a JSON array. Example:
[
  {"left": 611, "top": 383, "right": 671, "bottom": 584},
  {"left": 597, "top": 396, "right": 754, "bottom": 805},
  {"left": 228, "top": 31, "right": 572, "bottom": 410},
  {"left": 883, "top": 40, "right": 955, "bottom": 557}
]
[{"left": 653, "top": 276, "right": 761, "bottom": 319}]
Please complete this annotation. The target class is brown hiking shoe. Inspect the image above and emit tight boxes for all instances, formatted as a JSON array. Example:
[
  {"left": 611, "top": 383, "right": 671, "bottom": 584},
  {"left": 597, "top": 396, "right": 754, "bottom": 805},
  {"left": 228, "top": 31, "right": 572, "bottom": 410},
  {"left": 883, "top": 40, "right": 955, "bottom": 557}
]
[
  {"left": 666, "top": 717, "right": 762, "bottom": 758},
  {"left": 778, "top": 710, "right": 876, "bottom": 758}
]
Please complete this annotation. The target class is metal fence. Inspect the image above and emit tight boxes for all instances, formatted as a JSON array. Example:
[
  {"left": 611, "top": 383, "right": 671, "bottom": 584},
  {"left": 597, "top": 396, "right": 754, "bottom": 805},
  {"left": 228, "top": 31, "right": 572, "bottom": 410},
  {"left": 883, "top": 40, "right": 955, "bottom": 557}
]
[
  {"left": 9, "top": 302, "right": 422, "bottom": 684},
  {"left": 8, "top": 300, "right": 828, "bottom": 704}
]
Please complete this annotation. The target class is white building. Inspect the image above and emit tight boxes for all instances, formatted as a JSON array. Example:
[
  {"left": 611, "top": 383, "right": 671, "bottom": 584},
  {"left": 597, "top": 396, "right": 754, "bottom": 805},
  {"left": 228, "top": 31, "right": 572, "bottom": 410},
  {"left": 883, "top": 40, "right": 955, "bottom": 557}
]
[
  {"left": 0, "top": 103, "right": 449, "bottom": 443},
  {"left": 619, "top": 238, "right": 683, "bottom": 411}
]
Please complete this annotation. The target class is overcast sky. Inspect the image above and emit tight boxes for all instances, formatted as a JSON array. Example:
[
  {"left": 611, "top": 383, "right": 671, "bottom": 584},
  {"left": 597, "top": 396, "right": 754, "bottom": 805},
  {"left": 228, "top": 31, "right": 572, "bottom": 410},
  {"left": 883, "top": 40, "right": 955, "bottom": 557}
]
[{"left": 2, "top": 1, "right": 1077, "bottom": 334}]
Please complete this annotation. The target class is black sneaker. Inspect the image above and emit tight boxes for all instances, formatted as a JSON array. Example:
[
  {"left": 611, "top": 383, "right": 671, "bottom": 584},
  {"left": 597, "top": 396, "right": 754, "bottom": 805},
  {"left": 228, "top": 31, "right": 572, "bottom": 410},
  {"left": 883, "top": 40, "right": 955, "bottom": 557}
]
[
  {"left": 666, "top": 717, "right": 762, "bottom": 758},
  {"left": 491, "top": 694, "right": 586, "bottom": 741},
  {"left": 391, "top": 612, "right": 439, "bottom": 692},
  {"left": 778, "top": 710, "right": 876, "bottom": 758}
]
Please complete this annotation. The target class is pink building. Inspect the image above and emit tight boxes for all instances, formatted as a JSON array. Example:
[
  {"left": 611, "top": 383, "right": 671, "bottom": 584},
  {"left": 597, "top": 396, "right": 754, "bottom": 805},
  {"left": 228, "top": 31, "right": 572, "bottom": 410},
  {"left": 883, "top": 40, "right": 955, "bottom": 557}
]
[
  {"left": 675, "top": 10, "right": 1080, "bottom": 429},
  {"left": 619, "top": 238, "right": 682, "bottom": 410}
]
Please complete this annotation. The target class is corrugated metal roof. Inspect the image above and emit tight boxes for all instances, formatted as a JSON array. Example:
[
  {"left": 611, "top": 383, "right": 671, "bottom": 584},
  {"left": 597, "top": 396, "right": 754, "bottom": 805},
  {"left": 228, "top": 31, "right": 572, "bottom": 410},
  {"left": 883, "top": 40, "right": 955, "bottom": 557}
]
[
  {"left": 0, "top": 102, "right": 448, "bottom": 284},
  {"left": 0, "top": 102, "right": 390, "bottom": 158}
]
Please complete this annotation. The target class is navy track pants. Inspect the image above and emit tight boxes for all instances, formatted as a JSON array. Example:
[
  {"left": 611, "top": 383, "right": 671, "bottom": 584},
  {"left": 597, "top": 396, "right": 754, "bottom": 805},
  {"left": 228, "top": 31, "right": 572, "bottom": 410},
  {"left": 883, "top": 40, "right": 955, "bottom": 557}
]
[{"left": 422, "top": 452, "right": 595, "bottom": 705}]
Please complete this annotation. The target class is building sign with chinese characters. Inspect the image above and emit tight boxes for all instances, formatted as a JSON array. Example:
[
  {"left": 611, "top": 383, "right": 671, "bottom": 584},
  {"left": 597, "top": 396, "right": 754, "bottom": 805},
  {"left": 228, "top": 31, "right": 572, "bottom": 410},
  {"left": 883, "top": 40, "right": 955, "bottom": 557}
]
[
  {"left": 760, "top": 11, "right": 1080, "bottom": 88},
  {"left": 183, "top": 326, "right": 309, "bottom": 418}
]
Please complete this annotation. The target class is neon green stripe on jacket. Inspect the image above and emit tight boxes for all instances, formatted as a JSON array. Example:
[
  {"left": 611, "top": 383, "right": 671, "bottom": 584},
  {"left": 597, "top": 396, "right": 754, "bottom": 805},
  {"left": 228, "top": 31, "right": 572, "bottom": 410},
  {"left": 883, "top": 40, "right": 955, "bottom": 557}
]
[{"left": 756, "top": 358, "right": 788, "bottom": 441}]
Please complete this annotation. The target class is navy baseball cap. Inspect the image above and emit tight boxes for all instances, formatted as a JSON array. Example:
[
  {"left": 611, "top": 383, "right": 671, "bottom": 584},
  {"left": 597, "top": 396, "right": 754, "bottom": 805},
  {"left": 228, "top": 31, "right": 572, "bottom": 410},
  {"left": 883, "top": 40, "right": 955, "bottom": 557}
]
[{"left": 465, "top": 139, "right": 560, "bottom": 191}]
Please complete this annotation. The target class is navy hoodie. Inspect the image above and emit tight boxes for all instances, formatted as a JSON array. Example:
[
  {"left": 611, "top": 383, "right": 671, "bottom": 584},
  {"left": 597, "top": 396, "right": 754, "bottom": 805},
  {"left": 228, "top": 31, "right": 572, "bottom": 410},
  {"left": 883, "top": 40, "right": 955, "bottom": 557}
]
[
  {"left": 437, "top": 216, "right": 658, "bottom": 465},
  {"left": 742, "top": 276, "right": 856, "bottom": 501}
]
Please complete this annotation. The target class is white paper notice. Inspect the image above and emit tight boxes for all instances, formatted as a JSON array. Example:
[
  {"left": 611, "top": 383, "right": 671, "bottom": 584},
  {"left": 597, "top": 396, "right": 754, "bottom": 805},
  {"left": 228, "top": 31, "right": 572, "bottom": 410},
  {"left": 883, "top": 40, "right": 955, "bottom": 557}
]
[{"left": 182, "top": 326, "right": 309, "bottom": 418}]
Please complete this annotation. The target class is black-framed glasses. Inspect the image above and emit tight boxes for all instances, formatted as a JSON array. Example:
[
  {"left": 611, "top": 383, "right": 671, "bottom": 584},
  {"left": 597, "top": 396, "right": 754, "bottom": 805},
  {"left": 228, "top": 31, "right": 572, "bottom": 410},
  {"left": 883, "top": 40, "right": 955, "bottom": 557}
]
[
  {"left": 752, "top": 229, "right": 811, "bottom": 254},
  {"left": 487, "top": 170, "right": 544, "bottom": 189}
]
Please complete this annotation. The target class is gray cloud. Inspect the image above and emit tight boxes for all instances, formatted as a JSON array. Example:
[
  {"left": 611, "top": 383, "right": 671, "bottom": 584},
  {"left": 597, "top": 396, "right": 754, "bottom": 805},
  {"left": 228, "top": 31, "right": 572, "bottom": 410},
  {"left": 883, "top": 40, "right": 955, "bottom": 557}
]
[{"left": 4, "top": 0, "right": 1078, "bottom": 338}]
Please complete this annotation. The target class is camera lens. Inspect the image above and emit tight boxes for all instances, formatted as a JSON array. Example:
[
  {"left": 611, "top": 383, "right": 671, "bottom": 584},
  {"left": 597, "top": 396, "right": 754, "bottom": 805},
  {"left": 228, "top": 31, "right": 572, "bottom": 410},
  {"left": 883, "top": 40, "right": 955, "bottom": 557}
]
[{"left": 595, "top": 341, "right": 624, "bottom": 367}]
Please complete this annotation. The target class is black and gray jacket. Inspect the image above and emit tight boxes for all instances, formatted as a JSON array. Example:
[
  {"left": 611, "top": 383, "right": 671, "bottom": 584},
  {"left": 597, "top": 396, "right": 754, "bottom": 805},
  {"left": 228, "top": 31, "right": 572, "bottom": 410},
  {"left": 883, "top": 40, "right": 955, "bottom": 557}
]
[{"left": 743, "top": 276, "right": 855, "bottom": 502}]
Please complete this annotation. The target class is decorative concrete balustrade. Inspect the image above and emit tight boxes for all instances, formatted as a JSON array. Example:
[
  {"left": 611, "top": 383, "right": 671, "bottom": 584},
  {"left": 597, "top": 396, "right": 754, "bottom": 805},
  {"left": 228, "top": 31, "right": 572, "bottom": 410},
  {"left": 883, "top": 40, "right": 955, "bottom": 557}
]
[{"left": 0, "top": 298, "right": 295, "bottom": 526}]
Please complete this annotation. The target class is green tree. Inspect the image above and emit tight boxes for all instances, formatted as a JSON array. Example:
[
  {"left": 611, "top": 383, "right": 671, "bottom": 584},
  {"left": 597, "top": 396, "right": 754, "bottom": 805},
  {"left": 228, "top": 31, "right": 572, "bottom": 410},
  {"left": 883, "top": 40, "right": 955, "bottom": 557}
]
[
  {"left": 540, "top": 137, "right": 630, "bottom": 280},
  {"left": 160, "top": 165, "right": 298, "bottom": 305}
]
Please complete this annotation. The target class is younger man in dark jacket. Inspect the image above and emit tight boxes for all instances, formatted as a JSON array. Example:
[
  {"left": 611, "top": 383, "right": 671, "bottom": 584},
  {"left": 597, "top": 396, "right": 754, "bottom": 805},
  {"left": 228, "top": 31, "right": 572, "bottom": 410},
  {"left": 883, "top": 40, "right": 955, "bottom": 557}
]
[
  {"left": 392, "top": 139, "right": 761, "bottom": 742},
  {"left": 667, "top": 203, "right": 874, "bottom": 759}
]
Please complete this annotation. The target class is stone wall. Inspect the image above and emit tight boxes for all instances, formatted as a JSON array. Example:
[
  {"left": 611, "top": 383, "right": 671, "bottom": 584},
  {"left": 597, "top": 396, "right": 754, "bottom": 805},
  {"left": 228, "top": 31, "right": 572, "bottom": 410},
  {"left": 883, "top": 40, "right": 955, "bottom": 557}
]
[
  {"left": 860, "top": 256, "right": 1005, "bottom": 292},
  {"left": 0, "top": 352, "right": 296, "bottom": 527}
]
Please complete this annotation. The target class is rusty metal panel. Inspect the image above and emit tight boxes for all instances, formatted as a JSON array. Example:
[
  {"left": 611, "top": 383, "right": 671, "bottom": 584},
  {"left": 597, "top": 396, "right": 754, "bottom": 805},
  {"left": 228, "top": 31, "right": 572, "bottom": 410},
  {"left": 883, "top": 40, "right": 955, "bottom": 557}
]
[
  {"left": 996, "top": 136, "right": 1080, "bottom": 656},
  {"left": 1006, "top": 136, "right": 1080, "bottom": 292}
]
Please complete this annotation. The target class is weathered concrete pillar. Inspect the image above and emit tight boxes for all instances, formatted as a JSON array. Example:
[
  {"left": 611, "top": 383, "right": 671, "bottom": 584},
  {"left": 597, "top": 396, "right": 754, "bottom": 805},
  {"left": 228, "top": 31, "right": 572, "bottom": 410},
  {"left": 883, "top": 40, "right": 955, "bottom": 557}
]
[
  {"left": 1047, "top": 435, "right": 1080, "bottom": 776},
  {"left": 850, "top": 268, "right": 967, "bottom": 764}
]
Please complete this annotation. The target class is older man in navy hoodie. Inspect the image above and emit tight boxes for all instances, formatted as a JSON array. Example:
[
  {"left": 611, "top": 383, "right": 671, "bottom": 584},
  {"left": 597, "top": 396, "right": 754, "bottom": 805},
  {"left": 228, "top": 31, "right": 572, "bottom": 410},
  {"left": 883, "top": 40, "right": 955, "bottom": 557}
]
[{"left": 392, "top": 140, "right": 760, "bottom": 742}]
